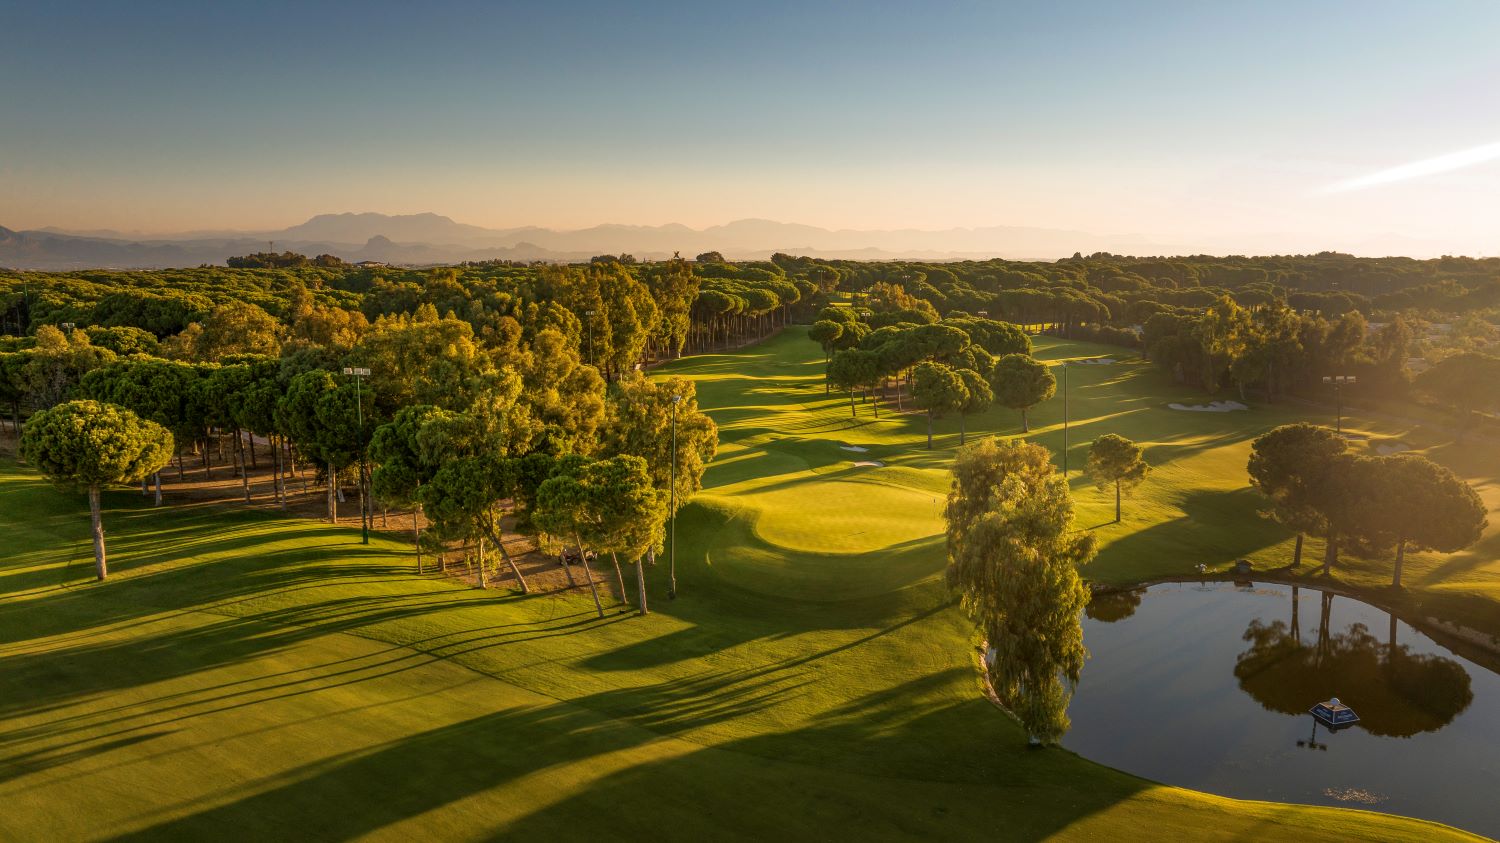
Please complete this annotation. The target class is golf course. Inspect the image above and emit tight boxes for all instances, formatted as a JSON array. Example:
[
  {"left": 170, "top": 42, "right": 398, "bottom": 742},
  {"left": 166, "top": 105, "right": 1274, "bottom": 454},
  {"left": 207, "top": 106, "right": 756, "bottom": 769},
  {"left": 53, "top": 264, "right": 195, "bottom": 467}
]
[{"left": 2, "top": 326, "right": 1494, "bottom": 841}]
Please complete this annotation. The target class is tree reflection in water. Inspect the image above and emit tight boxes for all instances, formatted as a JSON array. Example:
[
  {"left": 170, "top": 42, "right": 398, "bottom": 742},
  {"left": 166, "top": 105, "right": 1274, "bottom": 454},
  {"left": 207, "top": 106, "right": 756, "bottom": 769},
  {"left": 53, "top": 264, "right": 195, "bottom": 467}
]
[
  {"left": 1234, "top": 588, "right": 1474, "bottom": 737},
  {"left": 1084, "top": 588, "right": 1143, "bottom": 623}
]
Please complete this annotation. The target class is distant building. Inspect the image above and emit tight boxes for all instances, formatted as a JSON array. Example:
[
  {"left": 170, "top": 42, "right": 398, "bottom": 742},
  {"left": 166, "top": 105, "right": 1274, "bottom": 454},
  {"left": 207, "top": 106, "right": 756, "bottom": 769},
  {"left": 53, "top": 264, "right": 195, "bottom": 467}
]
[{"left": 355, "top": 260, "right": 387, "bottom": 268}]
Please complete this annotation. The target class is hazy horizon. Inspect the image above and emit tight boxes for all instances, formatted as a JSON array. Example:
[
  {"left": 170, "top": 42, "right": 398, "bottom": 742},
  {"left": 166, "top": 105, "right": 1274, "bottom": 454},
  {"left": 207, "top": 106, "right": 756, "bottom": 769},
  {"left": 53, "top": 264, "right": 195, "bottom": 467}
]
[{"left": 4, "top": 1, "right": 1499, "bottom": 256}]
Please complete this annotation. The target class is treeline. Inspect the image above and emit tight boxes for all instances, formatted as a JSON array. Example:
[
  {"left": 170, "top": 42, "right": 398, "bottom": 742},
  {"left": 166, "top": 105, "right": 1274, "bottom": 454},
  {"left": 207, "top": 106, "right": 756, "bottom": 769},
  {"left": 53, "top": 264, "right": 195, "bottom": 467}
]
[{"left": 1, "top": 254, "right": 833, "bottom": 376}]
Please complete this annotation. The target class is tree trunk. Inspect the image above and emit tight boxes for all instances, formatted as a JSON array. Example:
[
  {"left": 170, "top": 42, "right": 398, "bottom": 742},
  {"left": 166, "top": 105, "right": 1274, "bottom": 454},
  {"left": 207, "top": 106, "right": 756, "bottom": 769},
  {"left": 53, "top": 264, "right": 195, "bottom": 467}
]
[
  {"left": 476, "top": 540, "right": 488, "bottom": 589},
  {"left": 1321, "top": 531, "right": 1338, "bottom": 576},
  {"left": 1114, "top": 480, "right": 1121, "bottom": 523},
  {"left": 1392, "top": 537, "right": 1406, "bottom": 589},
  {"left": 248, "top": 433, "right": 257, "bottom": 469},
  {"left": 1292, "top": 532, "right": 1304, "bottom": 567},
  {"left": 153, "top": 472, "right": 162, "bottom": 507},
  {"left": 636, "top": 554, "right": 649, "bottom": 615},
  {"left": 237, "top": 430, "right": 250, "bottom": 502},
  {"left": 327, "top": 462, "right": 337, "bottom": 523},
  {"left": 611, "top": 551, "right": 629, "bottom": 606},
  {"left": 274, "top": 435, "right": 286, "bottom": 509},
  {"left": 413, "top": 507, "right": 423, "bottom": 574},
  {"left": 176, "top": 449, "right": 184, "bottom": 481},
  {"left": 574, "top": 535, "right": 605, "bottom": 619},
  {"left": 849, "top": 390, "right": 856, "bottom": 418},
  {"left": 484, "top": 523, "right": 531, "bottom": 594},
  {"left": 559, "top": 553, "right": 577, "bottom": 587},
  {"left": 1021, "top": 408, "right": 1030, "bottom": 433},
  {"left": 88, "top": 484, "right": 107, "bottom": 581},
  {"left": 959, "top": 413, "right": 966, "bottom": 445},
  {"left": 926, "top": 411, "right": 933, "bottom": 449},
  {"left": 142, "top": 477, "right": 150, "bottom": 497}
]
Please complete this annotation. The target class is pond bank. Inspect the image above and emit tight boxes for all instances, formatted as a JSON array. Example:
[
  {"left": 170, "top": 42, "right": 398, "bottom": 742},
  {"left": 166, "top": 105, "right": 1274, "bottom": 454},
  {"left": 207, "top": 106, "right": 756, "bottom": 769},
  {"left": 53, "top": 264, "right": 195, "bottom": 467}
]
[{"left": 1092, "top": 571, "right": 1500, "bottom": 672}]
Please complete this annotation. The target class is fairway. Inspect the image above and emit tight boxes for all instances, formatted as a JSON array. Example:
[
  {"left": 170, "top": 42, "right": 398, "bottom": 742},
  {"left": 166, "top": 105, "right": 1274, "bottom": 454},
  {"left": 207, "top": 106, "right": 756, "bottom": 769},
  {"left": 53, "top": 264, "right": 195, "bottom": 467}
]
[{"left": 1, "top": 327, "right": 1490, "bottom": 841}]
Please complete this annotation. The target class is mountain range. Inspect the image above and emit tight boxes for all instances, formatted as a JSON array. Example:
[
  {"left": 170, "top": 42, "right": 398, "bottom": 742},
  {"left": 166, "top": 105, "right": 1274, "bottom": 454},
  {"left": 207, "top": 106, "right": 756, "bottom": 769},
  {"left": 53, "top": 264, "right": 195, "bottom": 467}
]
[{"left": 0, "top": 212, "right": 1471, "bottom": 270}]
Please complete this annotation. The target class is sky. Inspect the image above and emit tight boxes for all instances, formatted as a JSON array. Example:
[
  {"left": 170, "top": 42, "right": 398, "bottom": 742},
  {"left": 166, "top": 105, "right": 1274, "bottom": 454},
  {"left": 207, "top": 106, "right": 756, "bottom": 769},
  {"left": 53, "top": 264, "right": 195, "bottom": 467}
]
[{"left": 2, "top": 0, "right": 1499, "bottom": 255}]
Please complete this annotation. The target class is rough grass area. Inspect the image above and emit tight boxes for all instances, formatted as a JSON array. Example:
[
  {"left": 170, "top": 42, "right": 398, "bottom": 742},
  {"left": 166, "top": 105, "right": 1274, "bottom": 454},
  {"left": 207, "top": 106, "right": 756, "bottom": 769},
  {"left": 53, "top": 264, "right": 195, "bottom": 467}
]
[{"left": 0, "top": 326, "right": 1488, "bottom": 841}]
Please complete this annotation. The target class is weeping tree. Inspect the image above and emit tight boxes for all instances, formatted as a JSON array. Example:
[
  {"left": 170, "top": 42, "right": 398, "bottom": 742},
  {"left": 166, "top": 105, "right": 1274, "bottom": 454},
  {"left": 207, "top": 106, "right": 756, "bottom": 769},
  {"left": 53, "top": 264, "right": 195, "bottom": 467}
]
[
  {"left": 1086, "top": 434, "right": 1150, "bottom": 523},
  {"left": 21, "top": 400, "right": 173, "bottom": 581},
  {"left": 943, "top": 437, "right": 1097, "bottom": 744}
]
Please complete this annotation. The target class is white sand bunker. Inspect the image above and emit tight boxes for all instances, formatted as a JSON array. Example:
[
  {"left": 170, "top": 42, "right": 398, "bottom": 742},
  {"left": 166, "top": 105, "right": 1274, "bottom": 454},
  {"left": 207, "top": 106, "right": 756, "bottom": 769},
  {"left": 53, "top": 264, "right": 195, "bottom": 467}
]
[
  {"left": 840, "top": 444, "right": 869, "bottom": 452},
  {"left": 851, "top": 460, "right": 885, "bottom": 468},
  {"left": 1076, "top": 358, "right": 1115, "bottom": 365},
  {"left": 1168, "top": 400, "right": 1248, "bottom": 412},
  {"left": 1375, "top": 442, "right": 1411, "bottom": 456}
]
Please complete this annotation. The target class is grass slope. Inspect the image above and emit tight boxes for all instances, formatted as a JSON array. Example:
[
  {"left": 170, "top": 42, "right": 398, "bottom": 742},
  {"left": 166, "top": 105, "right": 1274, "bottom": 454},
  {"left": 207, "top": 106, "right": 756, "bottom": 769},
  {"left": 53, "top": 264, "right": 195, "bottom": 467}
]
[{"left": 0, "top": 327, "right": 1487, "bottom": 841}]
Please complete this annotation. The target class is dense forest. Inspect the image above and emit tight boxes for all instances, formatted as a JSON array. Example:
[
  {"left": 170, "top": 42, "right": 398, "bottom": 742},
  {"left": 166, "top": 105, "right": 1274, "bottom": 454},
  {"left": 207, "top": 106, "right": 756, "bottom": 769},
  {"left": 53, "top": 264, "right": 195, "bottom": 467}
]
[{"left": 4, "top": 248, "right": 1500, "bottom": 596}]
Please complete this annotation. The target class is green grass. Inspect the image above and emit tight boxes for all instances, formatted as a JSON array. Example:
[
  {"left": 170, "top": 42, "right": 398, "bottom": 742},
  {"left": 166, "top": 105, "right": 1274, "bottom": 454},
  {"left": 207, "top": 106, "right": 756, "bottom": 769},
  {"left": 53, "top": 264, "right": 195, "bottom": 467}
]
[{"left": 0, "top": 327, "right": 1489, "bottom": 841}]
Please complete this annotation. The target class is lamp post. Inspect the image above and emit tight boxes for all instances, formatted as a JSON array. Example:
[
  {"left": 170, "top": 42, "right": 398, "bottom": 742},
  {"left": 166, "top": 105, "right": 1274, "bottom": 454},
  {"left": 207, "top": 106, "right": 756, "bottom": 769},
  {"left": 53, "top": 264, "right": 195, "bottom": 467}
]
[
  {"left": 1060, "top": 360, "right": 1070, "bottom": 477},
  {"left": 343, "top": 366, "right": 371, "bottom": 544},
  {"left": 668, "top": 393, "right": 681, "bottom": 600},
  {"left": 1322, "top": 374, "right": 1356, "bottom": 434}
]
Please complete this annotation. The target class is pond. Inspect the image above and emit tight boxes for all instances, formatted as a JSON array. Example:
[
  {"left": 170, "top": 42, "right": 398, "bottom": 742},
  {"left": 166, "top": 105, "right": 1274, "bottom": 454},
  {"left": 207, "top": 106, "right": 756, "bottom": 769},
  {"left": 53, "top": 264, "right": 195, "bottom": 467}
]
[{"left": 1063, "top": 581, "right": 1500, "bottom": 838}]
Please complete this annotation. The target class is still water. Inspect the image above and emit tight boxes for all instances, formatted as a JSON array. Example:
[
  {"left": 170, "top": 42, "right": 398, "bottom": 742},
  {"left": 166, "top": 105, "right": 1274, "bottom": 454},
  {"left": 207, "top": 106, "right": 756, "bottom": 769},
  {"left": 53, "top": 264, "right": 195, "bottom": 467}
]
[{"left": 1063, "top": 582, "right": 1500, "bottom": 837}]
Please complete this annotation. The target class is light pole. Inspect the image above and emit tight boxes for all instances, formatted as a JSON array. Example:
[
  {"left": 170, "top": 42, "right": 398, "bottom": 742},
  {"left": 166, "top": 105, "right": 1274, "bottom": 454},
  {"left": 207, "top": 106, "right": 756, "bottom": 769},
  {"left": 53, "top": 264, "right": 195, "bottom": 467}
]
[
  {"left": 668, "top": 393, "right": 681, "bottom": 600},
  {"left": 1060, "top": 360, "right": 1070, "bottom": 477},
  {"left": 1322, "top": 374, "right": 1356, "bottom": 434},
  {"left": 344, "top": 366, "right": 371, "bottom": 544}
]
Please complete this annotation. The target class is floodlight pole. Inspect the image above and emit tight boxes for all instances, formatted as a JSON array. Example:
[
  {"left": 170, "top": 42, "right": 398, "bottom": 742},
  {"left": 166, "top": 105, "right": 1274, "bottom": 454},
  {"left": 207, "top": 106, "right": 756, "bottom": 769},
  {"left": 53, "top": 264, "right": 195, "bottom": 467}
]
[
  {"left": 1061, "top": 361, "right": 1070, "bottom": 477},
  {"left": 344, "top": 366, "right": 371, "bottom": 544},
  {"left": 668, "top": 394, "right": 681, "bottom": 600},
  {"left": 1322, "top": 374, "right": 1355, "bottom": 435}
]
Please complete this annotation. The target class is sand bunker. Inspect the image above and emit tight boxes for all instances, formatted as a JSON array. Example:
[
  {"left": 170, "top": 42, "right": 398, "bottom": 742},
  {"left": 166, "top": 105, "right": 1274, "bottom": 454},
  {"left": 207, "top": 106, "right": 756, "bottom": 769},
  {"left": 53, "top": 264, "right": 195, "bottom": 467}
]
[
  {"left": 851, "top": 460, "right": 885, "bottom": 468},
  {"left": 1168, "top": 400, "right": 1248, "bottom": 413},
  {"left": 1375, "top": 442, "right": 1411, "bottom": 456},
  {"left": 1076, "top": 358, "right": 1115, "bottom": 365},
  {"left": 839, "top": 444, "right": 869, "bottom": 453}
]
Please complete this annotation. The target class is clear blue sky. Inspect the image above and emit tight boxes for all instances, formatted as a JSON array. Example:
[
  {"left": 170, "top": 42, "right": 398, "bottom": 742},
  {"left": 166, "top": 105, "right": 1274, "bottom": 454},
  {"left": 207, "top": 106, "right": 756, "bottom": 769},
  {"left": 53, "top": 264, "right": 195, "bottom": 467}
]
[{"left": 3, "top": 1, "right": 1498, "bottom": 254}]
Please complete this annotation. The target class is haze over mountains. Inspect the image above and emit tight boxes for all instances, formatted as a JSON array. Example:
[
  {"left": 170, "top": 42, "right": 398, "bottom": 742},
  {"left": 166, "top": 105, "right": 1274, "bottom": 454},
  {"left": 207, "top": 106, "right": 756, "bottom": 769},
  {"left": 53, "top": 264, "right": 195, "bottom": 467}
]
[{"left": 0, "top": 212, "right": 1472, "bottom": 270}]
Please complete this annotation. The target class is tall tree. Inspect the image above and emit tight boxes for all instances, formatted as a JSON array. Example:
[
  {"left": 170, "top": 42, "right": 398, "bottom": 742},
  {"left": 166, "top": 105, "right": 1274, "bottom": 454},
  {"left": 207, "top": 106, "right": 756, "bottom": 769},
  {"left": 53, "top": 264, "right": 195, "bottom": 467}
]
[
  {"left": 1358, "top": 454, "right": 1486, "bottom": 589},
  {"left": 943, "top": 438, "right": 1096, "bottom": 744},
  {"left": 954, "top": 367, "right": 992, "bottom": 446},
  {"left": 1247, "top": 423, "right": 1348, "bottom": 568},
  {"left": 599, "top": 374, "right": 718, "bottom": 598},
  {"left": 370, "top": 405, "right": 457, "bottom": 571},
  {"left": 421, "top": 455, "right": 532, "bottom": 593},
  {"left": 1415, "top": 352, "right": 1500, "bottom": 437},
  {"left": 21, "top": 400, "right": 173, "bottom": 580},
  {"left": 911, "top": 362, "right": 967, "bottom": 449},
  {"left": 1086, "top": 434, "right": 1150, "bottom": 523},
  {"left": 989, "top": 353, "right": 1055, "bottom": 433}
]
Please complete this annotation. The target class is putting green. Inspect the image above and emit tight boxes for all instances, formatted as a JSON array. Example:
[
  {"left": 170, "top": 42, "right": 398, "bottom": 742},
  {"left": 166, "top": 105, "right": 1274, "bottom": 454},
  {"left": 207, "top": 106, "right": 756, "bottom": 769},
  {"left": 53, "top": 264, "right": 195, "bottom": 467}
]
[{"left": 748, "top": 475, "right": 940, "bottom": 554}]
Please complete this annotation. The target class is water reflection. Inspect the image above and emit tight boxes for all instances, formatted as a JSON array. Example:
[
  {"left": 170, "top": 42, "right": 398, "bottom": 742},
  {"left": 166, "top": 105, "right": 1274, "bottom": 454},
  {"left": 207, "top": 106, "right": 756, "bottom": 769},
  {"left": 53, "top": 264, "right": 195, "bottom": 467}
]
[
  {"left": 1233, "top": 588, "right": 1473, "bottom": 738},
  {"left": 1061, "top": 582, "right": 1500, "bottom": 837},
  {"left": 1084, "top": 588, "right": 1142, "bottom": 623}
]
